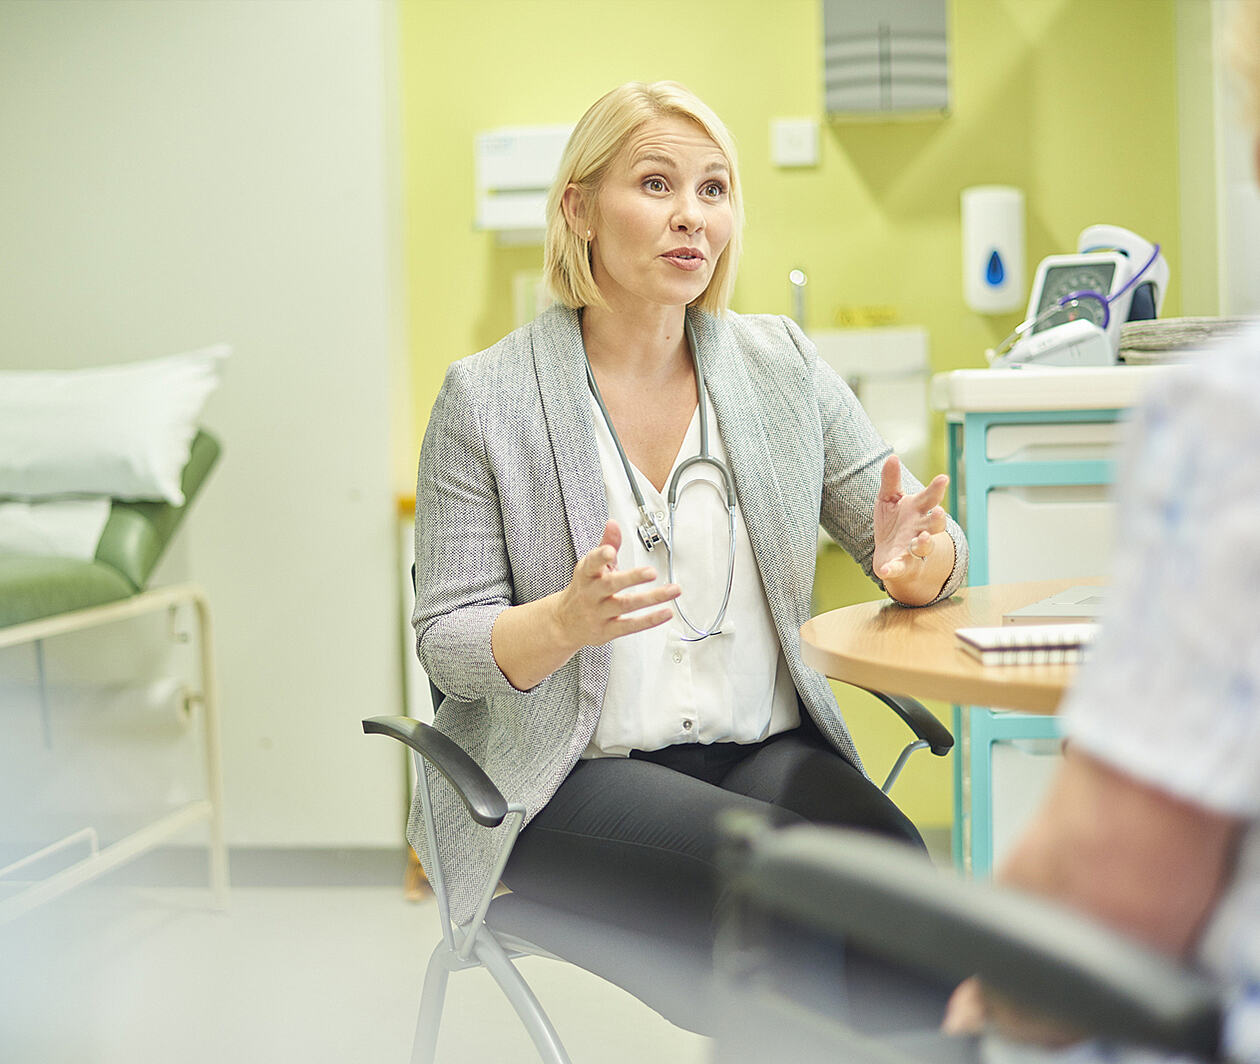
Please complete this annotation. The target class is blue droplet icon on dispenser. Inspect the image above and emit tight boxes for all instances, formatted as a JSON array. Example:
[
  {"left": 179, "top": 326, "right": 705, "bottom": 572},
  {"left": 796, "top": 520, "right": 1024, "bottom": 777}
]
[{"left": 985, "top": 249, "right": 1006, "bottom": 287}]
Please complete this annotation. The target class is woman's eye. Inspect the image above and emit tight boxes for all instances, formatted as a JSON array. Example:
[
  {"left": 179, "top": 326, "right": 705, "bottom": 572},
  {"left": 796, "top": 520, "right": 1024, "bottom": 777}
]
[
  {"left": 644, "top": 177, "right": 667, "bottom": 193},
  {"left": 702, "top": 181, "right": 726, "bottom": 198}
]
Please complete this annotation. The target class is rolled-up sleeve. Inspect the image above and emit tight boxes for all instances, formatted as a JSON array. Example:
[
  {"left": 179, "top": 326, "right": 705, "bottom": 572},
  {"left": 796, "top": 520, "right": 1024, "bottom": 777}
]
[
  {"left": 1062, "top": 343, "right": 1260, "bottom": 817},
  {"left": 801, "top": 322, "right": 966, "bottom": 605},
  {"left": 412, "top": 360, "right": 522, "bottom": 703}
]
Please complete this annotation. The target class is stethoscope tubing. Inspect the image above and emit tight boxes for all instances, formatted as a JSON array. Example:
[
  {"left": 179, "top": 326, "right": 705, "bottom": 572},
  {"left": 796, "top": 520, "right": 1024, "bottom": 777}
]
[{"left": 584, "top": 319, "right": 737, "bottom": 641}]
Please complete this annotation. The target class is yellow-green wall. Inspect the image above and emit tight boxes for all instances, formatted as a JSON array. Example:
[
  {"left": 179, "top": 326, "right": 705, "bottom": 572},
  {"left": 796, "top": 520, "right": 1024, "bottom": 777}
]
[{"left": 396, "top": 0, "right": 1182, "bottom": 829}]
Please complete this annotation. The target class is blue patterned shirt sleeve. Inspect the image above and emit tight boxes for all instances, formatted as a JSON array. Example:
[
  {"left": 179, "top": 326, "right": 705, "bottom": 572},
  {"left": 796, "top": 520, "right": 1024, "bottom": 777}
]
[{"left": 1061, "top": 328, "right": 1260, "bottom": 817}]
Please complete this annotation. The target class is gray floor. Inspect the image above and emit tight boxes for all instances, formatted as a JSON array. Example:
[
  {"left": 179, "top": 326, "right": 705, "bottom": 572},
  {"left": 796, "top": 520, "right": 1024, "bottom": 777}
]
[
  {"left": 0, "top": 850, "right": 710, "bottom": 1064},
  {"left": 0, "top": 832, "right": 952, "bottom": 1063}
]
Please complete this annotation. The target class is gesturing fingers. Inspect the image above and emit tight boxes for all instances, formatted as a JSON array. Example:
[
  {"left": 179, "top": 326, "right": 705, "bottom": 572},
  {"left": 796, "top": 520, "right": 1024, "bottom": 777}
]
[
  {"left": 604, "top": 567, "right": 679, "bottom": 614},
  {"left": 878, "top": 454, "right": 904, "bottom": 502},
  {"left": 607, "top": 581, "right": 682, "bottom": 634},
  {"left": 911, "top": 473, "right": 949, "bottom": 514},
  {"left": 878, "top": 530, "right": 933, "bottom": 580},
  {"left": 566, "top": 544, "right": 681, "bottom": 644},
  {"left": 601, "top": 564, "right": 664, "bottom": 597},
  {"left": 575, "top": 521, "right": 626, "bottom": 579},
  {"left": 577, "top": 538, "right": 621, "bottom": 578}
]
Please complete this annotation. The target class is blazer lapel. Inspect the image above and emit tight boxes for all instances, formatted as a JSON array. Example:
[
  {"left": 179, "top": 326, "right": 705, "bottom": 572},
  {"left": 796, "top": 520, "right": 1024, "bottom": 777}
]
[
  {"left": 530, "top": 305, "right": 608, "bottom": 559},
  {"left": 530, "top": 305, "right": 612, "bottom": 739},
  {"left": 689, "top": 310, "right": 797, "bottom": 622}
]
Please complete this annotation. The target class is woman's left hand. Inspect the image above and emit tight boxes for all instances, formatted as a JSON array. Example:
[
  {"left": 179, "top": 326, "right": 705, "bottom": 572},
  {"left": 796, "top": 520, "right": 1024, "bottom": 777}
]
[{"left": 872, "top": 455, "right": 950, "bottom": 595}]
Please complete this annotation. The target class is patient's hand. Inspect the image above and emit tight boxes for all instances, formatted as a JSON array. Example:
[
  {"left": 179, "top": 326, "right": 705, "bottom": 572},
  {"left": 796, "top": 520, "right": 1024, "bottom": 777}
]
[
  {"left": 941, "top": 977, "right": 985, "bottom": 1036},
  {"left": 942, "top": 976, "right": 1083, "bottom": 1047}
]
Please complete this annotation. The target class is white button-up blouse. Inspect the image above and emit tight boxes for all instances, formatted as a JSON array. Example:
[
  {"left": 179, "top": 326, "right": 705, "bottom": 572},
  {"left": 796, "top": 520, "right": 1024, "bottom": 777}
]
[{"left": 583, "top": 387, "right": 799, "bottom": 758}]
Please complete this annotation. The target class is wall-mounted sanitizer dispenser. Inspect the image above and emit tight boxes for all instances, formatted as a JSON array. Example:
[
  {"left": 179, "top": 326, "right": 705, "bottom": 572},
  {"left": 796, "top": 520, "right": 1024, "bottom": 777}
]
[{"left": 961, "top": 185, "right": 1025, "bottom": 314}]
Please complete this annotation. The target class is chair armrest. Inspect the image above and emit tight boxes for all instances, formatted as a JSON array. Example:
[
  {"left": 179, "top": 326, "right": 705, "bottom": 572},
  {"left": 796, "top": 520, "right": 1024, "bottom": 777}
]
[
  {"left": 362, "top": 716, "right": 508, "bottom": 828},
  {"left": 725, "top": 824, "right": 1222, "bottom": 1060},
  {"left": 862, "top": 688, "right": 953, "bottom": 756}
]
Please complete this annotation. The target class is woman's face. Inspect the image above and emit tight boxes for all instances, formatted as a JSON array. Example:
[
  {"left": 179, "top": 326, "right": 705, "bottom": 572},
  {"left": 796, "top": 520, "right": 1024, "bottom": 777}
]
[{"left": 585, "top": 115, "right": 733, "bottom": 315}]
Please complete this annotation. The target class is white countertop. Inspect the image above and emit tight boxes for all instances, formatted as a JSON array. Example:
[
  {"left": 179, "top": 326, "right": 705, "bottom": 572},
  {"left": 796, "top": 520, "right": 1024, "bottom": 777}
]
[{"left": 931, "top": 363, "right": 1192, "bottom": 413}]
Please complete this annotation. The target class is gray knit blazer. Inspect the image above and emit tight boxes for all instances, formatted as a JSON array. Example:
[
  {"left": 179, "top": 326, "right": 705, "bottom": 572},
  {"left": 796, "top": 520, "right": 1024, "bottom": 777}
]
[{"left": 409, "top": 304, "right": 967, "bottom": 925}]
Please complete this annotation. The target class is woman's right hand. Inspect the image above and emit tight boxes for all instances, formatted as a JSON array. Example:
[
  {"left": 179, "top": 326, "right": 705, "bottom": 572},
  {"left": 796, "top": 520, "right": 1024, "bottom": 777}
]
[
  {"left": 491, "top": 520, "right": 679, "bottom": 691},
  {"left": 552, "top": 520, "right": 680, "bottom": 651}
]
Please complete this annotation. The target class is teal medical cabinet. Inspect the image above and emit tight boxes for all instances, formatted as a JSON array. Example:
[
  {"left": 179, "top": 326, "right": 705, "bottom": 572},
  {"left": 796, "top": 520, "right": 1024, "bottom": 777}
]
[{"left": 933, "top": 365, "right": 1186, "bottom": 875}]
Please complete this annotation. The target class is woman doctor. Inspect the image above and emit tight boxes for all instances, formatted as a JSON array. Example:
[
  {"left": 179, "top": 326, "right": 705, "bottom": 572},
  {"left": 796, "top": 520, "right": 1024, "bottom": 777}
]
[{"left": 410, "top": 81, "right": 968, "bottom": 943}]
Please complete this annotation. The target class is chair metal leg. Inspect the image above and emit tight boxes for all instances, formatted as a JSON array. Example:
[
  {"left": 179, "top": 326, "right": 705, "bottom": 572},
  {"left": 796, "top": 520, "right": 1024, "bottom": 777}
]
[
  {"left": 411, "top": 939, "right": 452, "bottom": 1064},
  {"left": 473, "top": 931, "right": 572, "bottom": 1064}
]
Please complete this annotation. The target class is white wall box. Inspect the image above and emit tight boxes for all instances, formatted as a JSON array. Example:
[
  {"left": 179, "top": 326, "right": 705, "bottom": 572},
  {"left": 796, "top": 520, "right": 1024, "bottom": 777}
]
[{"left": 475, "top": 125, "right": 573, "bottom": 242}]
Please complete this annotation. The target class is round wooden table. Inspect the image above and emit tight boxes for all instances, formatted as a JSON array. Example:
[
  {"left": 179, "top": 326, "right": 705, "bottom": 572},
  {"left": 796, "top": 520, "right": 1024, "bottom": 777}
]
[{"left": 800, "top": 577, "right": 1105, "bottom": 714}]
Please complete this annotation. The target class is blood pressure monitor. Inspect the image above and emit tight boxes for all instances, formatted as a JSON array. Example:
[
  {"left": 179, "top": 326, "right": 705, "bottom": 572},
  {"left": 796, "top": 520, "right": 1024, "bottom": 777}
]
[
  {"left": 989, "top": 225, "right": 1168, "bottom": 369},
  {"left": 1025, "top": 251, "right": 1132, "bottom": 349}
]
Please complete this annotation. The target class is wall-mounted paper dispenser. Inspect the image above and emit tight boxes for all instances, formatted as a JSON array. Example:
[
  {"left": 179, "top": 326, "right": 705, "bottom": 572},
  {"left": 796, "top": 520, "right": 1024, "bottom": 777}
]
[{"left": 475, "top": 125, "right": 573, "bottom": 243}]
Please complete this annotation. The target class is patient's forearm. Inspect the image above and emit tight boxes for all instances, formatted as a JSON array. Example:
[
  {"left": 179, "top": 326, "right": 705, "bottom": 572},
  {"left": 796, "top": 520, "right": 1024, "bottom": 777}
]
[{"left": 998, "top": 748, "right": 1241, "bottom": 958}]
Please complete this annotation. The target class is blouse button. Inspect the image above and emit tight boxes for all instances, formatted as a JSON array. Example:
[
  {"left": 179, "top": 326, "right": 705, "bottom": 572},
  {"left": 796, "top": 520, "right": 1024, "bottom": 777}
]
[
  {"left": 682, "top": 719, "right": 693, "bottom": 730},
  {"left": 672, "top": 650, "right": 683, "bottom": 664}
]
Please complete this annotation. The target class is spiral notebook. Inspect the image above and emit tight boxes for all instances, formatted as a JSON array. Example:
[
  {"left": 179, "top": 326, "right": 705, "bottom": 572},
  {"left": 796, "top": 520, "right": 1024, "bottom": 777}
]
[{"left": 955, "top": 623, "right": 1098, "bottom": 666}]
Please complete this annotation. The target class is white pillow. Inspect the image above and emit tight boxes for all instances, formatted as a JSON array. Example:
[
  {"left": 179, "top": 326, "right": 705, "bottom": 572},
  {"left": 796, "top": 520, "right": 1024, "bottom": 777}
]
[
  {"left": 0, "top": 497, "right": 112, "bottom": 560},
  {"left": 0, "top": 344, "right": 228, "bottom": 506}
]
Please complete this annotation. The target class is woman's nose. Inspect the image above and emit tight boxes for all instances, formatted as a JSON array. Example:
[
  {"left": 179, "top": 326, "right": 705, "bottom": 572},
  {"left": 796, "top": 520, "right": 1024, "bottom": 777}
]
[{"left": 671, "top": 193, "right": 704, "bottom": 233}]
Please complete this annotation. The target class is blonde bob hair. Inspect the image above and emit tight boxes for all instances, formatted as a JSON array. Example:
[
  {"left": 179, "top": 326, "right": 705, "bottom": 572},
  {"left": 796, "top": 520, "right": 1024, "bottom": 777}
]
[{"left": 544, "top": 81, "right": 743, "bottom": 315}]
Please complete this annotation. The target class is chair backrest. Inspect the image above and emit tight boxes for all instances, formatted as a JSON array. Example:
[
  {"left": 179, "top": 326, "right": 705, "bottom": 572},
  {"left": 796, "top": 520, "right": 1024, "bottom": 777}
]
[{"left": 95, "top": 429, "right": 221, "bottom": 591}]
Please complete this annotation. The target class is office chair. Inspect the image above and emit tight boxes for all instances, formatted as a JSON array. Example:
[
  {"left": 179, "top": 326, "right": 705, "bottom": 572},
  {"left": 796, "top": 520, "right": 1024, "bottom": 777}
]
[
  {"left": 711, "top": 820, "right": 1224, "bottom": 1064},
  {"left": 363, "top": 673, "right": 953, "bottom": 1063}
]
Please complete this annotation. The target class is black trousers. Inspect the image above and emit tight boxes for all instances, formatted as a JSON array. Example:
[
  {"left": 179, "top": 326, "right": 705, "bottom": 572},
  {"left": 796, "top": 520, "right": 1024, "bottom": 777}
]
[{"left": 501, "top": 711, "right": 924, "bottom": 948}]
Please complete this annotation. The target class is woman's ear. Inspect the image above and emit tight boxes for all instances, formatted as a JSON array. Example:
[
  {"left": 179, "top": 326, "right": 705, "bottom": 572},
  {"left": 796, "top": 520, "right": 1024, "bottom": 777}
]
[{"left": 561, "top": 185, "right": 588, "bottom": 238}]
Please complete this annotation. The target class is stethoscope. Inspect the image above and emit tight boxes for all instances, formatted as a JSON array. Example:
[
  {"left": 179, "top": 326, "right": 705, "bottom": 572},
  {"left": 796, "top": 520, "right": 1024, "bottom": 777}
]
[{"left": 583, "top": 319, "right": 736, "bottom": 642}]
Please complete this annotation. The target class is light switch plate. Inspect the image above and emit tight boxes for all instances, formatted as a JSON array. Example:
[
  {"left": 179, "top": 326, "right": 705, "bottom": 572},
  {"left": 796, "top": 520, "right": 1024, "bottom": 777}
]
[{"left": 771, "top": 117, "right": 819, "bottom": 168}]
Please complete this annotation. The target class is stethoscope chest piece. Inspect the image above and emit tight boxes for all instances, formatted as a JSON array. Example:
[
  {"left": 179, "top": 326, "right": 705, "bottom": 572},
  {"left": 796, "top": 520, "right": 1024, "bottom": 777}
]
[{"left": 637, "top": 512, "right": 666, "bottom": 553}]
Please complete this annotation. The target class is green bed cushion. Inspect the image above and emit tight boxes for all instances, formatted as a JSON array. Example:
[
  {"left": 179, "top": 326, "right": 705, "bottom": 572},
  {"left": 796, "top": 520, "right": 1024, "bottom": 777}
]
[
  {"left": 0, "top": 554, "right": 136, "bottom": 629},
  {"left": 0, "top": 429, "right": 220, "bottom": 630},
  {"left": 94, "top": 430, "right": 221, "bottom": 592}
]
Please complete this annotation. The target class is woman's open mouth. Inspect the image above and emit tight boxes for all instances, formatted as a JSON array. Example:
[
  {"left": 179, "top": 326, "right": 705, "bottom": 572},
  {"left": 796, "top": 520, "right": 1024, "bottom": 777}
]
[{"left": 661, "top": 247, "right": 705, "bottom": 271}]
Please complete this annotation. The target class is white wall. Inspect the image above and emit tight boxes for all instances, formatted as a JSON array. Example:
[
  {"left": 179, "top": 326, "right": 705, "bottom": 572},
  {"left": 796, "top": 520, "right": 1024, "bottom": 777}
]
[
  {"left": 1177, "top": 0, "right": 1260, "bottom": 317},
  {"left": 0, "top": 1, "right": 412, "bottom": 847},
  {"left": 1176, "top": 0, "right": 1222, "bottom": 315},
  {"left": 1211, "top": 0, "right": 1260, "bottom": 314}
]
